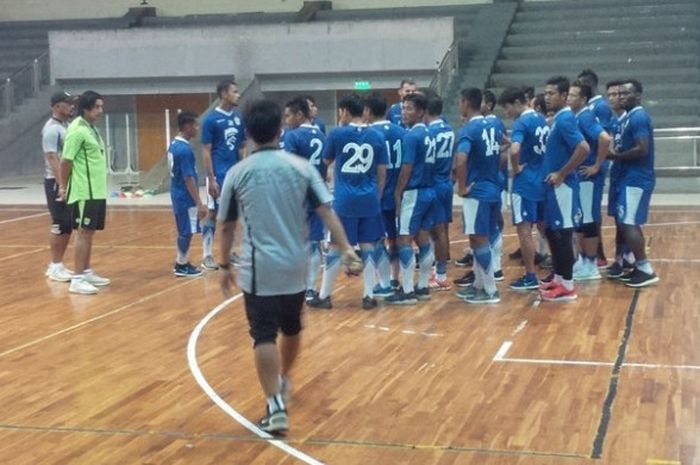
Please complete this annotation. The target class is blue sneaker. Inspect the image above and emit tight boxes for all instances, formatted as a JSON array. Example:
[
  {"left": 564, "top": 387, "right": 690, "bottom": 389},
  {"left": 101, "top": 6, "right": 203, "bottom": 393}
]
[
  {"left": 509, "top": 274, "right": 539, "bottom": 290},
  {"left": 373, "top": 285, "right": 394, "bottom": 298},
  {"left": 174, "top": 263, "right": 203, "bottom": 278}
]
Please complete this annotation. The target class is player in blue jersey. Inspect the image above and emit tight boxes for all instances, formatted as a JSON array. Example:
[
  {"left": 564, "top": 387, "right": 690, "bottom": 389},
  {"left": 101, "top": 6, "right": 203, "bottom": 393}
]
[
  {"left": 384, "top": 93, "right": 436, "bottom": 305},
  {"left": 304, "top": 95, "right": 326, "bottom": 134},
  {"left": 363, "top": 92, "right": 407, "bottom": 296},
  {"left": 309, "top": 93, "right": 388, "bottom": 310},
  {"left": 425, "top": 95, "right": 455, "bottom": 291},
  {"left": 567, "top": 81, "right": 612, "bottom": 281},
  {"left": 169, "top": 111, "right": 207, "bottom": 278},
  {"left": 604, "top": 81, "right": 636, "bottom": 278},
  {"left": 283, "top": 96, "right": 328, "bottom": 302},
  {"left": 452, "top": 88, "right": 504, "bottom": 304},
  {"left": 200, "top": 79, "right": 247, "bottom": 270},
  {"left": 498, "top": 87, "right": 550, "bottom": 290},
  {"left": 608, "top": 79, "right": 659, "bottom": 288},
  {"left": 386, "top": 79, "right": 417, "bottom": 127},
  {"left": 539, "top": 76, "right": 590, "bottom": 302}
]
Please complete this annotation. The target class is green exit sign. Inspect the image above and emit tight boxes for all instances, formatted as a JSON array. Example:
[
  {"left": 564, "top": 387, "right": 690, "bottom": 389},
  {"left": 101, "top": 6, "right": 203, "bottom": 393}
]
[{"left": 354, "top": 80, "right": 372, "bottom": 90}]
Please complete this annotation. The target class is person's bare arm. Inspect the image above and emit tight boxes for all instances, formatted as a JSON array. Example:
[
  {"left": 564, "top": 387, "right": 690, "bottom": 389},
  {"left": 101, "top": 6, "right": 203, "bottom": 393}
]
[
  {"left": 546, "top": 140, "right": 590, "bottom": 187},
  {"left": 202, "top": 143, "right": 218, "bottom": 200},
  {"left": 580, "top": 131, "right": 612, "bottom": 178},
  {"left": 57, "top": 159, "right": 73, "bottom": 201}
]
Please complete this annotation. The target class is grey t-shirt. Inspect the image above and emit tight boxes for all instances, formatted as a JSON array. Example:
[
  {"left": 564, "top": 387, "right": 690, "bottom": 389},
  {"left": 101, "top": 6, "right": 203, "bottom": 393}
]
[
  {"left": 218, "top": 149, "right": 333, "bottom": 296},
  {"left": 41, "top": 117, "right": 67, "bottom": 179}
]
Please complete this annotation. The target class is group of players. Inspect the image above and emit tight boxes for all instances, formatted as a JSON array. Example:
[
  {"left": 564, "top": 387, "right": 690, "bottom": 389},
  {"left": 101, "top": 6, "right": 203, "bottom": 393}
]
[{"left": 166, "top": 69, "right": 658, "bottom": 307}]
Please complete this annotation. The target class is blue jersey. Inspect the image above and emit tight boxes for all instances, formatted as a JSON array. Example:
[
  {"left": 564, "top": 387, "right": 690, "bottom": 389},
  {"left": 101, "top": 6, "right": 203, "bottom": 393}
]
[
  {"left": 428, "top": 120, "right": 455, "bottom": 183},
  {"left": 323, "top": 123, "right": 388, "bottom": 217},
  {"left": 283, "top": 124, "right": 327, "bottom": 179},
  {"left": 403, "top": 123, "right": 435, "bottom": 190},
  {"left": 608, "top": 111, "right": 627, "bottom": 180},
  {"left": 543, "top": 107, "right": 585, "bottom": 186},
  {"left": 587, "top": 95, "right": 613, "bottom": 132},
  {"left": 457, "top": 115, "right": 503, "bottom": 202},
  {"left": 486, "top": 114, "right": 508, "bottom": 191},
  {"left": 575, "top": 107, "right": 605, "bottom": 167},
  {"left": 619, "top": 106, "right": 655, "bottom": 189},
  {"left": 511, "top": 109, "right": 549, "bottom": 201},
  {"left": 201, "top": 107, "right": 245, "bottom": 182},
  {"left": 168, "top": 136, "right": 198, "bottom": 207},
  {"left": 387, "top": 102, "right": 403, "bottom": 127},
  {"left": 312, "top": 117, "right": 326, "bottom": 134},
  {"left": 370, "top": 120, "right": 406, "bottom": 211}
]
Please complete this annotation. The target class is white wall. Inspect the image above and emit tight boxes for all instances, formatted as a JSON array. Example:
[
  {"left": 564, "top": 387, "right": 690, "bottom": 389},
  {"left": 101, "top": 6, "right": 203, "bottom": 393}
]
[{"left": 1, "top": 0, "right": 489, "bottom": 21}]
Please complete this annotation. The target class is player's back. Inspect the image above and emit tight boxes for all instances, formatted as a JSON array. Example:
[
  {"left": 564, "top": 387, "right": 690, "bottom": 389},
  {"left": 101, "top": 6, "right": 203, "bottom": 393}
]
[
  {"left": 575, "top": 107, "right": 603, "bottom": 167},
  {"left": 511, "top": 109, "right": 548, "bottom": 200},
  {"left": 404, "top": 123, "right": 434, "bottom": 190},
  {"left": 428, "top": 120, "right": 455, "bottom": 183},
  {"left": 588, "top": 95, "right": 613, "bottom": 131},
  {"left": 201, "top": 107, "right": 245, "bottom": 178},
  {"left": 620, "top": 106, "right": 655, "bottom": 188},
  {"left": 370, "top": 120, "right": 406, "bottom": 210},
  {"left": 544, "top": 107, "right": 584, "bottom": 184},
  {"left": 283, "top": 124, "right": 327, "bottom": 178},
  {"left": 461, "top": 116, "right": 502, "bottom": 201},
  {"left": 168, "top": 137, "right": 197, "bottom": 206}
]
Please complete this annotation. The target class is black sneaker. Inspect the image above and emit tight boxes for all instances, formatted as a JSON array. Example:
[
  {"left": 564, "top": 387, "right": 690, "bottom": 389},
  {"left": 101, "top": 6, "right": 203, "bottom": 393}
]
[
  {"left": 453, "top": 271, "right": 475, "bottom": 287},
  {"left": 540, "top": 256, "right": 553, "bottom": 269},
  {"left": 305, "top": 289, "right": 318, "bottom": 302},
  {"left": 307, "top": 295, "right": 332, "bottom": 309},
  {"left": 624, "top": 269, "right": 660, "bottom": 288},
  {"left": 494, "top": 270, "right": 504, "bottom": 282},
  {"left": 534, "top": 252, "right": 549, "bottom": 266},
  {"left": 607, "top": 262, "right": 624, "bottom": 279},
  {"left": 415, "top": 287, "right": 431, "bottom": 301},
  {"left": 622, "top": 259, "right": 636, "bottom": 271},
  {"left": 508, "top": 248, "right": 523, "bottom": 260},
  {"left": 384, "top": 290, "right": 417, "bottom": 305},
  {"left": 390, "top": 279, "right": 401, "bottom": 291},
  {"left": 258, "top": 408, "right": 288, "bottom": 435},
  {"left": 619, "top": 270, "right": 634, "bottom": 282},
  {"left": 362, "top": 296, "right": 378, "bottom": 310},
  {"left": 539, "top": 273, "right": 554, "bottom": 284},
  {"left": 455, "top": 253, "right": 473, "bottom": 267}
]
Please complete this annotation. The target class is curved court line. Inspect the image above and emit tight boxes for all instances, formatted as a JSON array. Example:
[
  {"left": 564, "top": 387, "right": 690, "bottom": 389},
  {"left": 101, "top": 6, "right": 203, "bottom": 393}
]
[{"left": 187, "top": 294, "right": 326, "bottom": 465}]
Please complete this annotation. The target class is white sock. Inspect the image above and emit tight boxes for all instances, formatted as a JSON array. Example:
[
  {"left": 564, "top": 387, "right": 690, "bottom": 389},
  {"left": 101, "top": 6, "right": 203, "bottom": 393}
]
[
  {"left": 306, "top": 244, "right": 322, "bottom": 291},
  {"left": 491, "top": 233, "right": 503, "bottom": 273},
  {"left": 319, "top": 249, "right": 341, "bottom": 299},
  {"left": 400, "top": 255, "right": 415, "bottom": 293},
  {"left": 482, "top": 261, "right": 497, "bottom": 295},
  {"left": 376, "top": 244, "right": 391, "bottom": 289},
  {"left": 362, "top": 249, "right": 376, "bottom": 298},
  {"left": 202, "top": 229, "right": 214, "bottom": 259},
  {"left": 473, "top": 262, "right": 484, "bottom": 290},
  {"left": 561, "top": 278, "right": 574, "bottom": 291},
  {"left": 267, "top": 393, "right": 285, "bottom": 414},
  {"left": 417, "top": 245, "right": 434, "bottom": 289}
]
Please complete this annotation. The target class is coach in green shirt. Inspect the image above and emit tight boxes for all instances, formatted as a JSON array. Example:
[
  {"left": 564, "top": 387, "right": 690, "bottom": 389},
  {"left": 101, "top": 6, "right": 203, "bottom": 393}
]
[{"left": 58, "top": 91, "right": 112, "bottom": 295}]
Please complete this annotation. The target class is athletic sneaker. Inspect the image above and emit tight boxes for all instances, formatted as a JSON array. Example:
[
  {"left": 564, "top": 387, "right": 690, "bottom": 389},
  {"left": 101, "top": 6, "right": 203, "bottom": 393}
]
[
  {"left": 429, "top": 277, "right": 452, "bottom": 291},
  {"left": 390, "top": 279, "right": 401, "bottom": 291},
  {"left": 415, "top": 287, "right": 431, "bottom": 301},
  {"left": 84, "top": 271, "right": 111, "bottom": 287},
  {"left": 258, "top": 408, "right": 288, "bottom": 435},
  {"left": 454, "top": 271, "right": 475, "bottom": 287},
  {"left": 174, "top": 263, "right": 203, "bottom": 278},
  {"left": 573, "top": 264, "right": 602, "bottom": 281},
  {"left": 372, "top": 285, "right": 394, "bottom": 298},
  {"left": 307, "top": 295, "right": 332, "bottom": 309},
  {"left": 508, "top": 248, "right": 522, "bottom": 260},
  {"left": 624, "top": 269, "right": 660, "bottom": 288},
  {"left": 465, "top": 289, "right": 501, "bottom": 304},
  {"left": 455, "top": 253, "right": 473, "bottom": 267},
  {"left": 606, "top": 262, "right": 625, "bottom": 279},
  {"left": 455, "top": 287, "right": 478, "bottom": 301},
  {"left": 619, "top": 270, "right": 634, "bottom": 282},
  {"left": 494, "top": 270, "right": 505, "bottom": 282},
  {"left": 539, "top": 273, "right": 557, "bottom": 291},
  {"left": 597, "top": 258, "right": 608, "bottom": 269},
  {"left": 384, "top": 290, "right": 417, "bottom": 305},
  {"left": 540, "top": 282, "right": 577, "bottom": 302},
  {"left": 69, "top": 278, "right": 99, "bottom": 295},
  {"left": 47, "top": 264, "right": 73, "bottom": 282},
  {"left": 305, "top": 289, "right": 318, "bottom": 302},
  {"left": 509, "top": 275, "right": 539, "bottom": 290},
  {"left": 539, "top": 256, "right": 553, "bottom": 269},
  {"left": 202, "top": 256, "right": 219, "bottom": 270},
  {"left": 362, "top": 296, "right": 378, "bottom": 310}
]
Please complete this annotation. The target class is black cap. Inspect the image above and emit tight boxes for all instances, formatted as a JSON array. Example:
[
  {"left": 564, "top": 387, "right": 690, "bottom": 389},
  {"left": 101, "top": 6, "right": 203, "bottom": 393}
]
[{"left": 50, "top": 91, "right": 74, "bottom": 106}]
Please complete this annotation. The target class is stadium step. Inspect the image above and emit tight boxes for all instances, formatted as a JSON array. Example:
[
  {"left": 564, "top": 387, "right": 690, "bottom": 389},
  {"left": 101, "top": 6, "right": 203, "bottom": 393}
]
[
  {"left": 505, "top": 29, "right": 699, "bottom": 47},
  {"left": 518, "top": 0, "right": 698, "bottom": 15},
  {"left": 494, "top": 55, "right": 699, "bottom": 74},
  {"left": 489, "top": 69, "right": 700, "bottom": 88},
  {"left": 510, "top": 15, "right": 696, "bottom": 34}
]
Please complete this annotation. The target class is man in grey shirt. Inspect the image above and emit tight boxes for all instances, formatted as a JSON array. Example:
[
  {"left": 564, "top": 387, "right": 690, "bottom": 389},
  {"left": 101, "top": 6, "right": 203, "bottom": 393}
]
[
  {"left": 218, "top": 99, "right": 359, "bottom": 435},
  {"left": 42, "top": 91, "right": 75, "bottom": 282}
]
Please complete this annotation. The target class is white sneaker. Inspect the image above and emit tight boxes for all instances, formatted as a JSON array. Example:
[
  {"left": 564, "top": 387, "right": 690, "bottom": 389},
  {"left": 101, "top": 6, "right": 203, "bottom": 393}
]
[
  {"left": 573, "top": 263, "right": 602, "bottom": 281},
  {"left": 84, "top": 271, "right": 111, "bottom": 287},
  {"left": 48, "top": 264, "right": 73, "bottom": 283},
  {"left": 69, "top": 278, "right": 99, "bottom": 295}
]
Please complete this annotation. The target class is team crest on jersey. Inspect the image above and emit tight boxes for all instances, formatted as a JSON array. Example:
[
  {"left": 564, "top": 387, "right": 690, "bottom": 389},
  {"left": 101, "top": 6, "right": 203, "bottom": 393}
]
[
  {"left": 227, "top": 120, "right": 233, "bottom": 126},
  {"left": 573, "top": 208, "right": 583, "bottom": 226},
  {"left": 84, "top": 217, "right": 91, "bottom": 226},
  {"left": 234, "top": 116, "right": 241, "bottom": 126}
]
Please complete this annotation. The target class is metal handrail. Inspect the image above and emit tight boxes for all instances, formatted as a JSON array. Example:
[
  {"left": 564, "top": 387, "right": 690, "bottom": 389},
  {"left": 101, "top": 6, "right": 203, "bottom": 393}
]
[
  {"left": 429, "top": 40, "right": 459, "bottom": 98},
  {"left": 0, "top": 50, "right": 50, "bottom": 118}
]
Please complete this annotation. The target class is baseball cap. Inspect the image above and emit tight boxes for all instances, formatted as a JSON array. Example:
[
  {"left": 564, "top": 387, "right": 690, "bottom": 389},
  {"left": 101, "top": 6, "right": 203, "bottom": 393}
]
[{"left": 50, "top": 91, "right": 75, "bottom": 106}]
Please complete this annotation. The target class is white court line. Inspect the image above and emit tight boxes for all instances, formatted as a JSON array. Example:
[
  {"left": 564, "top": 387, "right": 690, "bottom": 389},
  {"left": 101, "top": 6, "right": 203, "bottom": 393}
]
[
  {"left": 0, "top": 212, "right": 47, "bottom": 225},
  {"left": 187, "top": 293, "right": 326, "bottom": 465},
  {"left": 0, "top": 248, "right": 45, "bottom": 263}
]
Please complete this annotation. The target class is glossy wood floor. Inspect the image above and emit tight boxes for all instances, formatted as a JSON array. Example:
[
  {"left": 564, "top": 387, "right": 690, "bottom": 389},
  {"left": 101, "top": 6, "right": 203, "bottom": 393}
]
[{"left": 0, "top": 205, "right": 698, "bottom": 465}]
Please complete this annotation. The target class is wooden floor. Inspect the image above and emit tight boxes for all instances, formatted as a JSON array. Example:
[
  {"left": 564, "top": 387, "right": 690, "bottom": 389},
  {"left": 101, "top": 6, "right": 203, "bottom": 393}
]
[{"left": 0, "top": 205, "right": 699, "bottom": 465}]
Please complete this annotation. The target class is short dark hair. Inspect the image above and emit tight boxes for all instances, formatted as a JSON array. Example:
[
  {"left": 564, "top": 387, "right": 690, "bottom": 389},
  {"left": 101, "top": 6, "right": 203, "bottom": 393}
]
[
  {"left": 177, "top": 111, "right": 198, "bottom": 130},
  {"left": 426, "top": 95, "right": 443, "bottom": 116},
  {"left": 577, "top": 68, "right": 599, "bottom": 87},
  {"left": 285, "top": 95, "right": 310, "bottom": 119},
  {"left": 364, "top": 91, "right": 387, "bottom": 118},
  {"left": 606, "top": 80, "right": 623, "bottom": 90},
  {"left": 460, "top": 88, "right": 482, "bottom": 110},
  {"left": 623, "top": 78, "right": 643, "bottom": 94},
  {"left": 404, "top": 93, "right": 428, "bottom": 112},
  {"left": 498, "top": 86, "right": 527, "bottom": 106},
  {"left": 400, "top": 79, "right": 416, "bottom": 88},
  {"left": 533, "top": 93, "right": 546, "bottom": 114},
  {"left": 77, "top": 90, "right": 103, "bottom": 117},
  {"left": 216, "top": 79, "right": 237, "bottom": 99},
  {"left": 244, "top": 99, "right": 281, "bottom": 145},
  {"left": 571, "top": 80, "right": 592, "bottom": 102},
  {"left": 523, "top": 86, "right": 535, "bottom": 101},
  {"left": 338, "top": 93, "right": 364, "bottom": 117},
  {"left": 545, "top": 76, "right": 570, "bottom": 94},
  {"left": 482, "top": 90, "right": 496, "bottom": 111}
]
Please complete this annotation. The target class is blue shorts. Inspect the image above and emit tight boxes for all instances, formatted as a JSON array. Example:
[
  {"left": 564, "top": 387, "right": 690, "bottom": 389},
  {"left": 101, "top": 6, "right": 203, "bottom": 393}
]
[
  {"left": 338, "top": 214, "right": 385, "bottom": 245},
  {"left": 462, "top": 197, "right": 501, "bottom": 236},
  {"left": 382, "top": 209, "right": 397, "bottom": 239},
  {"left": 579, "top": 180, "right": 604, "bottom": 225},
  {"left": 511, "top": 193, "right": 544, "bottom": 225},
  {"left": 433, "top": 180, "right": 454, "bottom": 225},
  {"left": 398, "top": 188, "right": 437, "bottom": 236},
  {"left": 174, "top": 205, "right": 201, "bottom": 236},
  {"left": 307, "top": 209, "right": 324, "bottom": 242},
  {"left": 608, "top": 166, "right": 621, "bottom": 218},
  {"left": 544, "top": 183, "right": 581, "bottom": 231},
  {"left": 616, "top": 184, "right": 652, "bottom": 226}
]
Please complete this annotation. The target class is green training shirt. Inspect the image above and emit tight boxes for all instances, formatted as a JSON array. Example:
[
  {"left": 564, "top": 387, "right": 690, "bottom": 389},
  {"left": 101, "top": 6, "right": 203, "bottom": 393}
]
[{"left": 63, "top": 116, "right": 107, "bottom": 203}]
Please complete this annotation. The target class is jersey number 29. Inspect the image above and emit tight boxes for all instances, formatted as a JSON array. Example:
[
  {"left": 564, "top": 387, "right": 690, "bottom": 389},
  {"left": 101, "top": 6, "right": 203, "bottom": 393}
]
[{"left": 341, "top": 143, "right": 374, "bottom": 174}]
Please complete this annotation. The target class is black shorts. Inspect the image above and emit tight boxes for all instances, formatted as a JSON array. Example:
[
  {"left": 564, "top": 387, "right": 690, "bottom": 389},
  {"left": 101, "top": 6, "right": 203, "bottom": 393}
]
[
  {"left": 71, "top": 199, "right": 107, "bottom": 230},
  {"left": 44, "top": 178, "right": 72, "bottom": 235},
  {"left": 243, "top": 291, "right": 305, "bottom": 347}
]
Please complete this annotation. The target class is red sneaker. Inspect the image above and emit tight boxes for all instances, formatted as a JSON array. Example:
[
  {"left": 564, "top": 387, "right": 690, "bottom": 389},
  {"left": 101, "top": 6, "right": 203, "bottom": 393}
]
[
  {"left": 539, "top": 273, "right": 557, "bottom": 290},
  {"left": 429, "top": 277, "right": 452, "bottom": 291},
  {"left": 597, "top": 258, "right": 608, "bottom": 269},
  {"left": 541, "top": 282, "right": 577, "bottom": 302}
]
